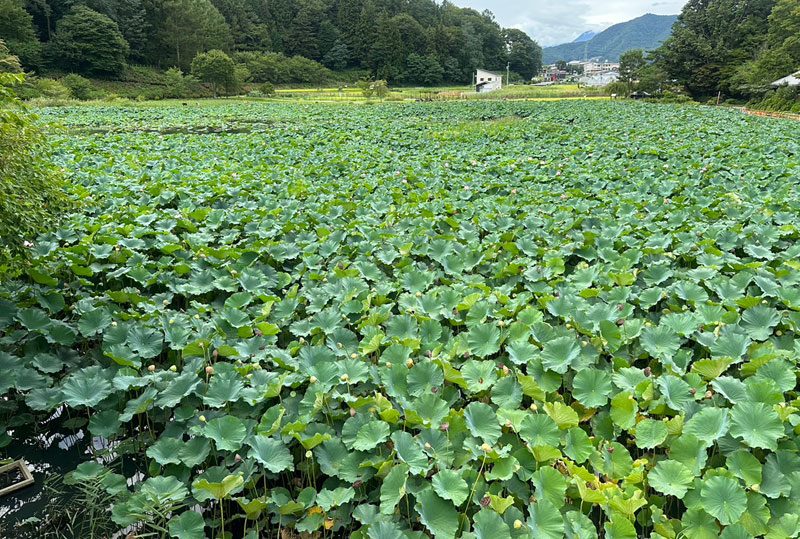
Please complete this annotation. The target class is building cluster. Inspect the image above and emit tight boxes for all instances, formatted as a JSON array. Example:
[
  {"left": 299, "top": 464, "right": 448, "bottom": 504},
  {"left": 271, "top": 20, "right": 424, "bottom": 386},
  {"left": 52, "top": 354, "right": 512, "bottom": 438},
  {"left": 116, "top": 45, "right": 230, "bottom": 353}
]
[{"left": 540, "top": 60, "right": 621, "bottom": 87}]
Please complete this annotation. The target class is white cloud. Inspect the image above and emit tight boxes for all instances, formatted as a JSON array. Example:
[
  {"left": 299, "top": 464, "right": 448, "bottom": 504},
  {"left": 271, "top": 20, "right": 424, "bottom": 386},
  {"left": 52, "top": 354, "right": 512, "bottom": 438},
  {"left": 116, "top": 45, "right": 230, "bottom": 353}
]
[{"left": 453, "top": 0, "right": 687, "bottom": 46}]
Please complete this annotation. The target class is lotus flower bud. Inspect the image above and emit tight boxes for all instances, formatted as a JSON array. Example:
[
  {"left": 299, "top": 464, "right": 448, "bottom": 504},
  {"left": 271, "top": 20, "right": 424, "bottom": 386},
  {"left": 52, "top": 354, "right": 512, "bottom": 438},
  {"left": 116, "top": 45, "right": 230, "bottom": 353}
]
[
  {"left": 349, "top": 407, "right": 356, "bottom": 417},
  {"left": 212, "top": 349, "right": 219, "bottom": 359},
  {"left": 481, "top": 443, "right": 492, "bottom": 453},
  {"left": 234, "top": 454, "right": 242, "bottom": 463},
  {"left": 169, "top": 365, "right": 177, "bottom": 372},
  {"left": 305, "top": 450, "right": 313, "bottom": 458},
  {"left": 405, "top": 359, "right": 414, "bottom": 368},
  {"left": 147, "top": 365, "right": 156, "bottom": 372},
  {"left": 750, "top": 484, "right": 760, "bottom": 492},
  {"left": 299, "top": 337, "right": 306, "bottom": 344},
  {"left": 199, "top": 415, "right": 206, "bottom": 422},
  {"left": 480, "top": 496, "right": 490, "bottom": 507},
  {"left": 530, "top": 403, "right": 538, "bottom": 412},
  {"left": 309, "top": 376, "right": 318, "bottom": 384},
  {"left": 351, "top": 353, "right": 358, "bottom": 359},
  {"left": 340, "top": 374, "right": 349, "bottom": 382},
  {"left": 205, "top": 366, "right": 214, "bottom": 375},
  {"left": 385, "top": 362, "right": 393, "bottom": 368},
  {"left": 440, "top": 422, "right": 449, "bottom": 432},
  {"left": 514, "top": 520, "right": 523, "bottom": 529},
  {"left": 705, "top": 390, "right": 713, "bottom": 399},
  {"left": 424, "top": 442, "right": 432, "bottom": 449}
]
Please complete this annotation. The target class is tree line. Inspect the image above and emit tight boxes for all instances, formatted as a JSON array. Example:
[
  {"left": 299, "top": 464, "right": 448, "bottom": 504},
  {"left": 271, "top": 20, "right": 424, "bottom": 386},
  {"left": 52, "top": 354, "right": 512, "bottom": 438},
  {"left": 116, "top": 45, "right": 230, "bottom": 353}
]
[
  {"left": 0, "top": 0, "right": 543, "bottom": 85},
  {"left": 618, "top": 0, "right": 798, "bottom": 107}
]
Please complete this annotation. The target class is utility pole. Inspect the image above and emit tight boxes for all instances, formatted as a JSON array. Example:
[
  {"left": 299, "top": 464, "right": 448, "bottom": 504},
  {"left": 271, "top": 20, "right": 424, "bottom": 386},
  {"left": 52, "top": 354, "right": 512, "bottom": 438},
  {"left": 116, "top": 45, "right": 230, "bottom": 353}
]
[{"left": 506, "top": 63, "right": 510, "bottom": 87}]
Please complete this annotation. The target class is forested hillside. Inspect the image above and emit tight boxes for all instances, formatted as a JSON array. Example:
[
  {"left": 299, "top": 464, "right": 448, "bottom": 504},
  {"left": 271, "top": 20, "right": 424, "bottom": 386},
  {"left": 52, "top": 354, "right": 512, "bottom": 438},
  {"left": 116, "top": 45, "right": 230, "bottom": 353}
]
[
  {"left": 542, "top": 14, "right": 677, "bottom": 64},
  {"left": 0, "top": 0, "right": 543, "bottom": 84}
]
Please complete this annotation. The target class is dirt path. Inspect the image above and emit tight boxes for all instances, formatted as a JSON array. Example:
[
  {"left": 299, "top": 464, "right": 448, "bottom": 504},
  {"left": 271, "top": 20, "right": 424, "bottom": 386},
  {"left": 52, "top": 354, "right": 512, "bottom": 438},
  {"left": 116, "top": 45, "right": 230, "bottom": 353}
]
[{"left": 742, "top": 108, "right": 800, "bottom": 121}]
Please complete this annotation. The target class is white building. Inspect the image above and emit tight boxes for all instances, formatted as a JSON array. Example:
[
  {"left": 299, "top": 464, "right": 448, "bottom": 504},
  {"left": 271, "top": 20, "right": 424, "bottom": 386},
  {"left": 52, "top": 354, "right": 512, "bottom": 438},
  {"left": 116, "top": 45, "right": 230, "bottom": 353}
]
[
  {"left": 475, "top": 69, "right": 502, "bottom": 93},
  {"left": 771, "top": 71, "right": 800, "bottom": 87}
]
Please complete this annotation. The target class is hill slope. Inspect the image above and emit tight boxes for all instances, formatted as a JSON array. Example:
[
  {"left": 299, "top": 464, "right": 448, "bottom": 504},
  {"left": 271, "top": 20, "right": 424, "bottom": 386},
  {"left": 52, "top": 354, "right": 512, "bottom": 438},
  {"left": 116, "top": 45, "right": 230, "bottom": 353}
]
[{"left": 543, "top": 14, "right": 678, "bottom": 64}]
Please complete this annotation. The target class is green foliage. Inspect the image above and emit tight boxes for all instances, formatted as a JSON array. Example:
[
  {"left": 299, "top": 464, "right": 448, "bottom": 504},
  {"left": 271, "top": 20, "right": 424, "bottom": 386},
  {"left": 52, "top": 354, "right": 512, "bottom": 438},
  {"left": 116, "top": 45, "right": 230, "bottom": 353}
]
[
  {"left": 655, "top": 0, "right": 776, "bottom": 99},
  {"left": 61, "top": 73, "right": 95, "bottom": 100},
  {"left": 190, "top": 49, "right": 235, "bottom": 97},
  {"left": 47, "top": 5, "right": 129, "bottom": 76},
  {"left": 0, "top": 59, "right": 70, "bottom": 274},
  {"left": 232, "top": 51, "right": 331, "bottom": 85},
  {"left": 145, "top": 0, "right": 231, "bottom": 70},
  {"left": 163, "top": 67, "right": 189, "bottom": 98},
  {"left": 2, "top": 100, "right": 800, "bottom": 538},
  {"left": 504, "top": 28, "right": 542, "bottom": 81},
  {"left": 0, "top": 0, "right": 41, "bottom": 68}
]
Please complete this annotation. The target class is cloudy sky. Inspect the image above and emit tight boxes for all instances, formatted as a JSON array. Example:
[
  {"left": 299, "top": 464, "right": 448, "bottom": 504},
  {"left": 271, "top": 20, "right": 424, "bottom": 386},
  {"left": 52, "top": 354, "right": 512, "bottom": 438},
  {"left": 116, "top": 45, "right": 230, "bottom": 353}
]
[{"left": 454, "top": 1, "right": 687, "bottom": 46}]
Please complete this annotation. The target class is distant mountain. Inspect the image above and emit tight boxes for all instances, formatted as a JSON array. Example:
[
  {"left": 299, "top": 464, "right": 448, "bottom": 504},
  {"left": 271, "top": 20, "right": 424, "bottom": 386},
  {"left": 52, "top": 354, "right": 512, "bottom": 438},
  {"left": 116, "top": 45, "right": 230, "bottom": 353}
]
[
  {"left": 573, "top": 31, "right": 597, "bottom": 43},
  {"left": 543, "top": 14, "right": 678, "bottom": 64}
]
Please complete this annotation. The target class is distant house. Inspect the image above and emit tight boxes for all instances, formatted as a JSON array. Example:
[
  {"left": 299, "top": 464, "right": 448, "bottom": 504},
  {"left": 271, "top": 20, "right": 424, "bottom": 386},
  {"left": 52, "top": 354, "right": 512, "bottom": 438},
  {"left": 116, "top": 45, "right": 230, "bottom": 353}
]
[
  {"left": 475, "top": 69, "right": 502, "bottom": 93},
  {"left": 771, "top": 71, "right": 800, "bottom": 87}
]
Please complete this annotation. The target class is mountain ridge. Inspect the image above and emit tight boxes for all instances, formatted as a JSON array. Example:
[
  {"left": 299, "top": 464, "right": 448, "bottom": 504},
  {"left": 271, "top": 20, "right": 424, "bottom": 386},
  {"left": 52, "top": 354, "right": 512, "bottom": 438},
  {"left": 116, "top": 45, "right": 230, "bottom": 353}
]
[
  {"left": 543, "top": 13, "right": 678, "bottom": 64},
  {"left": 573, "top": 31, "right": 597, "bottom": 43}
]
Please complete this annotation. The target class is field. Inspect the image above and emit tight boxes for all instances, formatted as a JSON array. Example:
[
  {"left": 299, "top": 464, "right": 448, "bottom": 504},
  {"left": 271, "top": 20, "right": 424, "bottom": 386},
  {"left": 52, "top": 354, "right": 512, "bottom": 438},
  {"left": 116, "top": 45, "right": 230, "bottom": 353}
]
[{"left": 2, "top": 99, "right": 800, "bottom": 538}]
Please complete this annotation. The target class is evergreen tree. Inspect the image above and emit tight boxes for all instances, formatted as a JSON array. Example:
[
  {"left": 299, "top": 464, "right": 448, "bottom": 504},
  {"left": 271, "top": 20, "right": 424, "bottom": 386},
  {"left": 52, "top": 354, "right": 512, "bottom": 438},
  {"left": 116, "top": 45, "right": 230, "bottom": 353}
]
[
  {"left": 144, "top": 0, "right": 231, "bottom": 69},
  {"left": 322, "top": 39, "right": 350, "bottom": 70},
  {"left": 287, "top": 0, "right": 324, "bottom": 60},
  {"left": 368, "top": 14, "right": 403, "bottom": 81}
]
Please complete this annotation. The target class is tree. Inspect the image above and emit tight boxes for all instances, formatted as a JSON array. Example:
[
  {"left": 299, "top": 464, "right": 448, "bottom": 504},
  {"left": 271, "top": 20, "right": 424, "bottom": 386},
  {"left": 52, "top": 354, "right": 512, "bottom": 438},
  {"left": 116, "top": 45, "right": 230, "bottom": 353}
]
[
  {"left": 655, "top": 0, "right": 776, "bottom": 99},
  {"left": 287, "top": 0, "right": 324, "bottom": 61},
  {"left": 0, "top": 41, "right": 71, "bottom": 275},
  {"left": 191, "top": 49, "right": 235, "bottom": 96},
  {"left": 211, "top": 0, "right": 270, "bottom": 52},
  {"left": 504, "top": 28, "right": 542, "bottom": 80},
  {"left": 403, "top": 53, "right": 444, "bottom": 85},
  {"left": 369, "top": 15, "right": 403, "bottom": 81},
  {"left": 619, "top": 49, "right": 647, "bottom": 84},
  {"left": 748, "top": 0, "right": 800, "bottom": 84},
  {"left": 144, "top": 0, "right": 232, "bottom": 69},
  {"left": 47, "top": 5, "right": 129, "bottom": 76},
  {"left": 0, "top": 0, "right": 42, "bottom": 68},
  {"left": 84, "top": 0, "right": 149, "bottom": 62},
  {"left": 322, "top": 39, "right": 350, "bottom": 71}
]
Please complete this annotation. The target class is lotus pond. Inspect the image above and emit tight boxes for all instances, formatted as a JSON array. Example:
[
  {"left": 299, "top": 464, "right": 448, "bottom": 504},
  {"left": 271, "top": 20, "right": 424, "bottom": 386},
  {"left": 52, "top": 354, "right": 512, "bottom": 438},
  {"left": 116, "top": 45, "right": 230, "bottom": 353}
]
[{"left": 2, "top": 100, "right": 800, "bottom": 538}]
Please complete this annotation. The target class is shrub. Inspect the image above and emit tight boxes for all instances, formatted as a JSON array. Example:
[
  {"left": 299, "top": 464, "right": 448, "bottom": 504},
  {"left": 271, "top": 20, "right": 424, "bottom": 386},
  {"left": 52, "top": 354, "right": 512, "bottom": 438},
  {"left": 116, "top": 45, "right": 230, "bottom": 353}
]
[
  {"left": 163, "top": 67, "right": 188, "bottom": 99},
  {"left": 359, "top": 79, "right": 389, "bottom": 99},
  {"left": 0, "top": 70, "right": 71, "bottom": 274},
  {"left": 61, "top": 73, "right": 96, "bottom": 100},
  {"left": 259, "top": 82, "right": 275, "bottom": 96}
]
